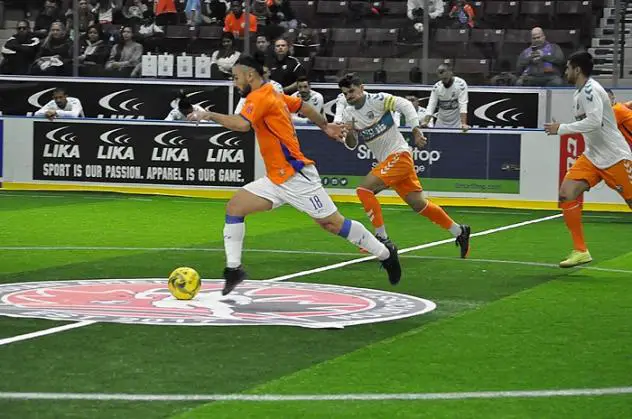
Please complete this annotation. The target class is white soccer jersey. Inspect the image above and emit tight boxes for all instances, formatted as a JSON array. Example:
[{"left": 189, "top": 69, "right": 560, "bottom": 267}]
[
  {"left": 335, "top": 92, "right": 401, "bottom": 126},
  {"left": 425, "top": 76, "right": 468, "bottom": 128},
  {"left": 341, "top": 92, "right": 419, "bottom": 162},
  {"left": 291, "top": 89, "right": 324, "bottom": 123},
  {"left": 234, "top": 80, "right": 284, "bottom": 114},
  {"left": 559, "top": 78, "right": 632, "bottom": 169},
  {"left": 34, "top": 97, "right": 84, "bottom": 118}
]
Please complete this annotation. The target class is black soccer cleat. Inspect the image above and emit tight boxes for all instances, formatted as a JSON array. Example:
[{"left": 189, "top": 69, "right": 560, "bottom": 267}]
[
  {"left": 378, "top": 237, "right": 402, "bottom": 285},
  {"left": 222, "top": 266, "right": 248, "bottom": 296},
  {"left": 455, "top": 224, "right": 471, "bottom": 259}
]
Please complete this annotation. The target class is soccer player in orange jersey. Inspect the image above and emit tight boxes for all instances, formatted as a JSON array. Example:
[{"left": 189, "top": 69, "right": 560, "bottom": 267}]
[
  {"left": 188, "top": 55, "right": 401, "bottom": 295},
  {"left": 545, "top": 52, "right": 632, "bottom": 268},
  {"left": 606, "top": 88, "right": 632, "bottom": 150}
]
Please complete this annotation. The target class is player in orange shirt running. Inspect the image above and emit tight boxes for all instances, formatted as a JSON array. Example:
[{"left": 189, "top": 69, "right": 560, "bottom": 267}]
[
  {"left": 606, "top": 88, "right": 632, "bottom": 149},
  {"left": 188, "top": 54, "right": 401, "bottom": 295}
]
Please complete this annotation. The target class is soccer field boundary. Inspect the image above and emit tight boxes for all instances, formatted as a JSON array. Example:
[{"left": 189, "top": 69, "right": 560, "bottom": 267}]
[
  {"left": 0, "top": 213, "right": 562, "bottom": 346},
  {"left": 0, "top": 321, "right": 97, "bottom": 347},
  {"left": 1, "top": 387, "right": 631, "bottom": 402}
]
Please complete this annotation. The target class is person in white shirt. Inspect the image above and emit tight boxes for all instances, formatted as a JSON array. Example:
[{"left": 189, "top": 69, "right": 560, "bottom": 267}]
[
  {"left": 291, "top": 76, "right": 324, "bottom": 124},
  {"left": 338, "top": 73, "right": 470, "bottom": 258},
  {"left": 544, "top": 51, "right": 632, "bottom": 268},
  {"left": 407, "top": 0, "right": 445, "bottom": 33},
  {"left": 34, "top": 88, "right": 84, "bottom": 120},
  {"left": 165, "top": 93, "right": 206, "bottom": 121},
  {"left": 422, "top": 63, "right": 469, "bottom": 130},
  {"left": 211, "top": 32, "right": 241, "bottom": 79},
  {"left": 406, "top": 94, "right": 433, "bottom": 127}
]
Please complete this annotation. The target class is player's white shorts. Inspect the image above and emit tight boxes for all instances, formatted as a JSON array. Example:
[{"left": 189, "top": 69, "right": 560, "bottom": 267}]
[{"left": 243, "top": 164, "right": 338, "bottom": 219}]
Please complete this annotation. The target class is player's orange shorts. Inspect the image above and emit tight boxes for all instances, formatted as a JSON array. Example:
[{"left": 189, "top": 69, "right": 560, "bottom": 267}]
[
  {"left": 371, "top": 151, "right": 422, "bottom": 199},
  {"left": 565, "top": 155, "right": 632, "bottom": 201}
]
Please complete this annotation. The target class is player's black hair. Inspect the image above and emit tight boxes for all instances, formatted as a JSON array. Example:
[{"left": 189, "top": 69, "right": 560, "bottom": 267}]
[
  {"left": 235, "top": 52, "right": 266, "bottom": 77},
  {"left": 605, "top": 88, "right": 614, "bottom": 95},
  {"left": 567, "top": 51, "right": 594, "bottom": 77},
  {"left": 52, "top": 87, "right": 66, "bottom": 96},
  {"left": 338, "top": 73, "right": 362, "bottom": 89},
  {"left": 296, "top": 75, "right": 309, "bottom": 84},
  {"left": 437, "top": 62, "right": 453, "bottom": 72}
]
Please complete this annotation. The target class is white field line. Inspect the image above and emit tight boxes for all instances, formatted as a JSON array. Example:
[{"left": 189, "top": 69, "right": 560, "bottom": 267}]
[
  {"left": 0, "top": 213, "right": 561, "bottom": 345},
  {"left": 0, "top": 321, "right": 96, "bottom": 347},
  {"left": 0, "top": 387, "right": 631, "bottom": 402}
]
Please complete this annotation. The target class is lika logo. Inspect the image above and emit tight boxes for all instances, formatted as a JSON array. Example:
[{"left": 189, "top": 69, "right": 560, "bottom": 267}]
[{"left": 0, "top": 279, "right": 435, "bottom": 328}]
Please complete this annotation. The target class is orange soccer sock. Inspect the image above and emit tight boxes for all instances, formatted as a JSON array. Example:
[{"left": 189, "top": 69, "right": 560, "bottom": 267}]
[
  {"left": 356, "top": 187, "right": 386, "bottom": 236},
  {"left": 419, "top": 201, "right": 457, "bottom": 231},
  {"left": 560, "top": 200, "right": 587, "bottom": 252}
]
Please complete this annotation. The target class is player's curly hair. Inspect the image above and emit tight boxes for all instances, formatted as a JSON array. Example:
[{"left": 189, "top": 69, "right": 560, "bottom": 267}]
[
  {"left": 568, "top": 51, "right": 593, "bottom": 77},
  {"left": 338, "top": 73, "right": 362, "bottom": 89},
  {"left": 236, "top": 52, "right": 266, "bottom": 77}
]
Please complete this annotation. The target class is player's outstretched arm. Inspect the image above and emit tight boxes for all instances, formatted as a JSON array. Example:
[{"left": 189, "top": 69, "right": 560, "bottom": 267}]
[
  {"left": 298, "top": 100, "right": 347, "bottom": 141},
  {"left": 188, "top": 111, "right": 251, "bottom": 132}
]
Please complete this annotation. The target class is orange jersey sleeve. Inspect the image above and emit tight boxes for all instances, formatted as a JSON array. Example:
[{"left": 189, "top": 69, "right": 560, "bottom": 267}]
[
  {"left": 612, "top": 103, "right": 632, "bottom": 147},
  {"left": 282, "top": 94, "right": 303, "bottom": 114}
]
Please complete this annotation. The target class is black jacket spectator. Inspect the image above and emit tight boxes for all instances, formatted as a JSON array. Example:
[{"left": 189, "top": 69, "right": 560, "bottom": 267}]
[
  {"left": 79, "top": 25, "right": 111, "bottom": 76},
  {"left": 267, "top": 0, "right": 298, "bottom": 29},
  {"left": 30, "top": 22, "right": 73, "bottom": 76},
  {"left": 0, "top": 22, "right": 40, "bottom": 75},
  {"left": 269, "top": 38, "right": 306, "bottom": 93},
  {"left": 34, "top": 0, "right": 65, "bottom": 38},
  {"left": 66, "top": 0, "right": 97, "bottom": 37}
]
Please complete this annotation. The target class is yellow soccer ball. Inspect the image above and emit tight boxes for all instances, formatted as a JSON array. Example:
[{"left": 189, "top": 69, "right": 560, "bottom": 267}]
[{"left": 168, "top": 267, "right": 201, "bottom": 300}]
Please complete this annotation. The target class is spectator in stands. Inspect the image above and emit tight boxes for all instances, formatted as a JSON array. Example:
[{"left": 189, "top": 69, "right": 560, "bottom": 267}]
[
  {"left": 0, "top": 21, "right": 40, "bottom": 75},
  {"left": 269, "top": 37, "right": 306, "bottom": 94},
  {"left": 448, "top": 0, "right": 474, "bottom": 29},
  {"left": 66, "top": 0, "right": 96, "bottom": 38},
  {"left": 186, "top": 0, "right": 212, "bottom": 27},
  {"left": 252, "top": 0, "right": 271, "bottom": 23},
  {"left": 224, "top": 0, "right": 257, "bottom": 39},
  {"left": 154, "top": 0, "right": 178, "bottom": 26},
  {"left": 34, "top": 88, "right": 84, "bottom": 120},
  {"left": 516, "top": 27, "right": 565, "bottom": 87},
  {"left": 206, "top": 0, "right": 228, "bottom": 25},
  {"left": 406, "top": 95, "right": 433, "bottom": 127},
  {"left": 255, "top": 34, "right": 272, "bottom": 55},
  {"left": 30, "top": 21, "right": 73, "bottom": 76},
  {"left": 123, "top": 0, "right": 149, "bottom": 27},
  {"left": 422, "top": 63, "right": 469, "bottom": 130},
  {"left": 165, "top": 91, "right": 205, "bottom": 121},
  {"left": 267, "top": 0, "right": 298, "bottom": 29},
  {"left": 407, "top": 0, "right": 445, "bottom": 34},
  {"left": 34, "top": 0, "right": 64, "bottom": 38},
  {"left": 490, "top": 59, "right": 518, "bottom": 86},
  {"left": 291, "top": 76, "right": 324, "bottom": 123},
  {"left": 78, "top": 24, "right": 110, "bottom": 76},
  {"left": 292, "top": 28, "right": 321, "bottom": 58},
  {"left": 93, "top": 0, "right": 122, "bottom": 26},
  {"left": 211, "top": 32, "right": 241, "bottom": 79},
  {"left": 104, "top": 26, "right": 143, "bottom": 77}
]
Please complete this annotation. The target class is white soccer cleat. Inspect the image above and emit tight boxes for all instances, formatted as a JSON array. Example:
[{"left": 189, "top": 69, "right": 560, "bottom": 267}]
[{"left": 559, "top": 250, "right": 593, "bottom": 268}]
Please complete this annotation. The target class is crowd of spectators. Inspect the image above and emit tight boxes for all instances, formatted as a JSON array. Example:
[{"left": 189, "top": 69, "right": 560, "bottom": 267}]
[{"left": 0, "top": 0, "right": 590, "bottom": 86}]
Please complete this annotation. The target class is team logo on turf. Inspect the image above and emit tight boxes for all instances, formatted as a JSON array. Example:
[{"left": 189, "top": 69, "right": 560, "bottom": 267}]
[{"left": 0, "top": 279, "right": 435, "bottom": 328}]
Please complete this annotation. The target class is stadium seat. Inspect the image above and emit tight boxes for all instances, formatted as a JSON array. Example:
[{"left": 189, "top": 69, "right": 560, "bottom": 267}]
[
  {"left": 165, "top": 26, "right": 192, "bottom": 53},
  {"left": 330, "top": 28, "right": 365, "bottom": 57},
  {"left": 198, "top": 26, "right": 223, "bottom": 40},
  {"left": 470, "top": 29, "right": 505, "bottom": 44},
  {"left": 470, "top": 29, "right": 505, "bottom": 60},
  {"left": 419, "top": 58, "right": 453, "bottom": 74},
  {"left": 435, "top": 28, "right": 469, "bottom": 57},
  {"left": 365, "top": 28, "right": 399, "bottom": 58},
  {"left": 313, "top": 56, "right": 348, "bottom": 81},
  {"left": 545, "top": 29, "right": 581, "bottom": 48},
  {"left": 383, "top": 58, "right": 419, "bottom": 83},
  {"left": 483, "top": 1, "right": 519, "bottom": 28},
  {"left": 555, "top": 1, "right": 592, "bottom": 30},
  {"left": 454, "top": 59, "right": 491, "bottom": 85},
  {"left": 347, "top": 57, "right": 384, "bottom": 83},
  {"left": 316, "top": 1, "right": 348, "bottom": 26},
  {"left": 519, "top": 1, "right": 554, "bottom": 29},
  {"left": 292, "top": 1, "right": 317, "bottom": 27}
]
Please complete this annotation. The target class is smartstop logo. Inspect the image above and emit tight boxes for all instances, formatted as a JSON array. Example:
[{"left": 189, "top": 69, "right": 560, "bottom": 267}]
[{"left": 32, "top": 122, "right": 256, "bottom": 187}]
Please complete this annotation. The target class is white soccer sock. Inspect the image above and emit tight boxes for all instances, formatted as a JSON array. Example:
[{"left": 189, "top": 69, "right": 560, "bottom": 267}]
[
  {"left": 339, "top": 219, "right": 390, "bottom": 261},
  {"left": 375, "top": 225, "right": 387, "bottom": 239},
  {"left": 448, "top": 223, "right": 463, "bottom": 238},
  {"left": 224, "top": 216, "right": 245, "bottom": 269}
]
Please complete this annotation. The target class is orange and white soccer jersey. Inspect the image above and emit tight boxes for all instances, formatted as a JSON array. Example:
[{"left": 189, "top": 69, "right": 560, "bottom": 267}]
[
  {"left": 558, "top": 78, "right": 632, "bottom": 168},
  {"left": 239, "top": 82, "right": 314, "bottom": 184},
  {"left": 612, "top": 102, "right": 632, "bottom": 149}
]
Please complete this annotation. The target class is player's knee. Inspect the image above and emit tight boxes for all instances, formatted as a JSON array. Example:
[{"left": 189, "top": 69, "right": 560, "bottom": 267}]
[
  {"left": 356, "top": 187, "right": 375, "bottom": 200},
  {"left": 316, "top": 219, "right": 338, "bottom": 234},
  {"left": 225, "top": 199, "right": 244, "bottom": 217}
]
